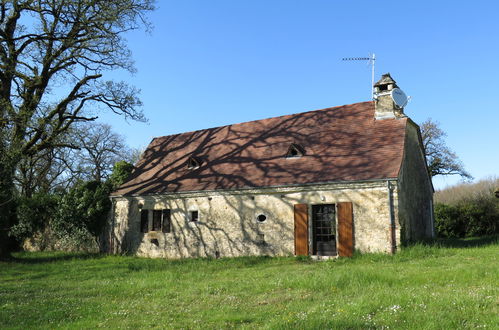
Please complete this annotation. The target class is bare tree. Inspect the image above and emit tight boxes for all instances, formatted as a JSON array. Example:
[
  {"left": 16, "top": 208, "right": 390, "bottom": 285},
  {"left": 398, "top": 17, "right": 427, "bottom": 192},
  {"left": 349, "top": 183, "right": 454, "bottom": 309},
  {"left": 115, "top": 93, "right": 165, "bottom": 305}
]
[
  {"left": 0, "top": 0, "right": 155, "bottom": 256},
  {"left": 420, "top": 119, "right": 472, "bottom": 180},
  {"left": 14, "top": 122, "right": 136, "bottom": 193},
  {"left": 14, "top": 146, "right": 69, "bottom": 196},
  {"left": 72, "top": 122, "right": 133, "bottom": 182}
]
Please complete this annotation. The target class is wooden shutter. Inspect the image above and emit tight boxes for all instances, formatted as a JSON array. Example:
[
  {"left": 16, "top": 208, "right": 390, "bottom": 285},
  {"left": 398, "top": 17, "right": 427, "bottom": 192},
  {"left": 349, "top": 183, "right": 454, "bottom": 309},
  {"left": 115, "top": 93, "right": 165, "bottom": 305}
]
[
  {"left": 162, "top": 209, "right": 171, "bottom": 233},
  {"left": 140, "top": 210, "right": 149, "bottom": 233},
  {"left": 294, "top": 204, "right": 309, "bottom": 256},
  {"left": 152, "top": 210, "right": 162, "bottom": 231},
  {"left": 337, "top": 202, "right": 354, "bottom": 257}
]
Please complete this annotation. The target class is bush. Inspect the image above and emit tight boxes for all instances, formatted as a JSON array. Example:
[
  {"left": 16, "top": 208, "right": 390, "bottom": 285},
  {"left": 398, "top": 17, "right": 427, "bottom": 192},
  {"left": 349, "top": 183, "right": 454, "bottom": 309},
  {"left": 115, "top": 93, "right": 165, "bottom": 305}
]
[
  {"left": 10, "top": 193, "right": 59, "bottom": 242},
  {"left": 434, "top": 177, "right": 499, "bottom": 238},
  {"left": 53, "top": 181, "right": 112, "bottom": 250},
  {"left": 435, "top": 199, "right": 499, "bottom": 238}
]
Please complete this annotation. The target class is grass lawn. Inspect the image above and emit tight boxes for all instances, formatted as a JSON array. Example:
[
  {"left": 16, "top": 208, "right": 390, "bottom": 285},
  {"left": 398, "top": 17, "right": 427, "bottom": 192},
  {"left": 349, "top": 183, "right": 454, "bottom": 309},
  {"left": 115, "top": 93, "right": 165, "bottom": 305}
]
[{"left": 0, "top": 237, "right": 498, "bottom": 329}]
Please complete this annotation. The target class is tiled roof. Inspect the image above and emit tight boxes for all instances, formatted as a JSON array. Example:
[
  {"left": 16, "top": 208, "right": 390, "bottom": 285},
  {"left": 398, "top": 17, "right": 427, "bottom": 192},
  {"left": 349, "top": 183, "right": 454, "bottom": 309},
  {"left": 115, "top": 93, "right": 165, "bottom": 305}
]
[{"left": 112, "top": 101, "right": 407, "bottom": 196}]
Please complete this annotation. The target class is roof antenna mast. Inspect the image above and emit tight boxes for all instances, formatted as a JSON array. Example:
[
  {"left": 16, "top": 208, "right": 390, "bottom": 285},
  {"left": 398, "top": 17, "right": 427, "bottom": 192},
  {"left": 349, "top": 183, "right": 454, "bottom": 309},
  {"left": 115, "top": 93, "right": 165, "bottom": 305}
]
[{"left": 342, "top": 53, "right": 376, "bottom": 100}]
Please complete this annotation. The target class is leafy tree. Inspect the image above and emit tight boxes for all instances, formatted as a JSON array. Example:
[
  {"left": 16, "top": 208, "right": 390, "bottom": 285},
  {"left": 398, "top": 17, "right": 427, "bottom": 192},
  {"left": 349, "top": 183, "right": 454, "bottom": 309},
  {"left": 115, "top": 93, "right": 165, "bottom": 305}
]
[
  {"left": 420, "top": 119, "right": 472, "bottom": 179},
  {"left": 0, "top": 0, "right": 155, "bottom": 257},
  {"left": 108, "top": 160, "right": 134, "bottom": 189},
  {"left": 54, "top": 180, "right": 112, "bottom": 247},
  {"left": 49, "top": 161, "right": 133, "bottom": 250},
  {"left": 9, "top": 192, "right": 58, "bottom": 242}
]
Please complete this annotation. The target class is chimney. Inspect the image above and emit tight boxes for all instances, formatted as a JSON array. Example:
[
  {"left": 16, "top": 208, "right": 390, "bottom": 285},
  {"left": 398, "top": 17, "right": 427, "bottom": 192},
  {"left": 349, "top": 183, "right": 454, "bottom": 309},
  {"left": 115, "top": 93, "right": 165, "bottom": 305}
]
[{"left": 373, "top": 73, "right": 406, "bottom": 120}]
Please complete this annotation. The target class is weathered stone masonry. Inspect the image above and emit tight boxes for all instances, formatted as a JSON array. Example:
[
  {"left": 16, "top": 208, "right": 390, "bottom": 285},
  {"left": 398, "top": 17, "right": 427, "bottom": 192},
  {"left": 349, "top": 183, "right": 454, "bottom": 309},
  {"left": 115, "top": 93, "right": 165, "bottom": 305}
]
[
  {"left": 108, "top": 73, "right": 434, "bottom": 258},
  {"left": 110, "top": 181, "right": 402, "bottom": 258}
]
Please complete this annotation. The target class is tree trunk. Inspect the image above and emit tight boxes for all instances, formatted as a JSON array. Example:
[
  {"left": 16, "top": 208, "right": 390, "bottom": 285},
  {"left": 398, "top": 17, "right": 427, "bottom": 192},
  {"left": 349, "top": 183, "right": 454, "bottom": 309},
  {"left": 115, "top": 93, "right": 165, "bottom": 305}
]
[
  {"left": 0, "top": 163, "right": 15, "bottom": 258},
  {"left": 0, "top": 158, "right": 17, "bottom": 259}
]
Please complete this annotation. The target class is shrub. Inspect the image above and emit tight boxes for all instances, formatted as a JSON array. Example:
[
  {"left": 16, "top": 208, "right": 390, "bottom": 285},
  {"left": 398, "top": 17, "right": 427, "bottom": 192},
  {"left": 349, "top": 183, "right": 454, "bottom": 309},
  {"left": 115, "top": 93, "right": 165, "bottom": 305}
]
[
  {"left": 434, "top": 200, "right": 499, "bottom": 238},
  {"left": 434, "top": 204, "right": 463, "bottom": 238},
  {"left": 53, "top": 181, "right": 112, "bottom": 250},
  {"left": 434, "top": 177, "right": 499, "bottom": 238},
  {"left": 10, "top": 193, "right": 59, "bottom": 242}
]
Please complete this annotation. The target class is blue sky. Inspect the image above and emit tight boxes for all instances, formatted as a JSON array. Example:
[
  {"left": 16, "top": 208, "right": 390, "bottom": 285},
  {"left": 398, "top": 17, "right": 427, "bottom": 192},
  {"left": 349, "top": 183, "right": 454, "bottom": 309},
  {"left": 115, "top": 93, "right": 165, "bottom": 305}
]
[{"left": 98, "top": 0, "right": 499, "bottom": 190}]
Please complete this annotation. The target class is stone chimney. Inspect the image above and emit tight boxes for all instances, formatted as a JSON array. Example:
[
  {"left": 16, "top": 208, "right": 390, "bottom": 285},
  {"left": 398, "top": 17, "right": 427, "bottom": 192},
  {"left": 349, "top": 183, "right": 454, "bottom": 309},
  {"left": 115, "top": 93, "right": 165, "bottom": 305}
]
[{"left": 373, "top": 73, "right": 406, "bottom": 119}]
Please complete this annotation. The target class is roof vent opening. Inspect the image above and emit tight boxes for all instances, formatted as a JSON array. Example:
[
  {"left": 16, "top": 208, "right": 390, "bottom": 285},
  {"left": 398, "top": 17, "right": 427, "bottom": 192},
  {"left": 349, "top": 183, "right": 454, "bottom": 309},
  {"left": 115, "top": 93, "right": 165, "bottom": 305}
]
[
  {"left": 286, "top": 143, "right": 305, "bottom": 158},
  {"left": 187, "top": 156, "right": 202, "bottom": 169}
]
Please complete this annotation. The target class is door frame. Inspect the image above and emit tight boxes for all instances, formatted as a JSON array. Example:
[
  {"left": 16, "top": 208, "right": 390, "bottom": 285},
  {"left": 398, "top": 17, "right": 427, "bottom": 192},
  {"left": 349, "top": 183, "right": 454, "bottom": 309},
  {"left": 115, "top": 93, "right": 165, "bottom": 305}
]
[
  {"left": 294, "top": 202, "right": 354, "bottom": 257},
  {"left": 309, "top": 203, "right": 338, "bottom": 256}
]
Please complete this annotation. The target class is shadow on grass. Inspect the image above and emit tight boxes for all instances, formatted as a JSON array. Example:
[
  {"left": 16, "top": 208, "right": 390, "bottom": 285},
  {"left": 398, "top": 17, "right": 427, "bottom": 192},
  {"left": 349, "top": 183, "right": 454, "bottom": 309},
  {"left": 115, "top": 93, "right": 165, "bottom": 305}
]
[
  {"left": 8, "top": 252, "right": 104, "bottom": 264},
  {"left": 431, "top": 236, "right": 499, "bottom": 248},
  {"left": 5, "top": 236, "right": 498, "bottom": 266},
  {"left": 127, "top": 255, "right": 280, "bottom": 272}
]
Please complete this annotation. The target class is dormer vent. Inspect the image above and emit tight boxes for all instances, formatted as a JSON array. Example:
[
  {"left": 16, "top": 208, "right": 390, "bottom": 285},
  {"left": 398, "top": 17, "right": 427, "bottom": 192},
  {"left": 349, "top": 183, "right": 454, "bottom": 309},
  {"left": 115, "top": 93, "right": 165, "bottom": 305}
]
[
  {"left": 187, "top": 156, "right": 202, "bottom": 169},
  {"left": 286, "top": 143, "right": 305, "bottom": 158}
]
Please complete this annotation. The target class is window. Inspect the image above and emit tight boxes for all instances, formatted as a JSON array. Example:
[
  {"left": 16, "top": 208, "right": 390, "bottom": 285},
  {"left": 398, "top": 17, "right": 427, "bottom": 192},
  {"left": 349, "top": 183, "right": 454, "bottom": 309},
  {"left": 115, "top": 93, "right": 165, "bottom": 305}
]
[
  {"left": 152, "top": 210, "right": 162, "bottom": 231},
  {"left": 141, "top": 209, "right": 171, "bottom": 233},
  {"left": 162, "top": 209, "right": 171, "bottom": 233},
  {"left": 187, "top": 156, "right": 202, "bottom": 169},
  {"left": 256, "top": 214, "right": 267, "bottom": 223},
  {"left": 257, "top": 233, "right": 265, "bottom": 245},
  {"left": 140, "top": 209, "right": 149, "bottom": 233},
  {"left": 286, "top": 143, "right": 305, "bottom": 158},
  {"left": 378, "top": 85, "right": 388, "bottom": 91},
  {"left": 190, "top": 210, "right": 199, "bottom": 222}
]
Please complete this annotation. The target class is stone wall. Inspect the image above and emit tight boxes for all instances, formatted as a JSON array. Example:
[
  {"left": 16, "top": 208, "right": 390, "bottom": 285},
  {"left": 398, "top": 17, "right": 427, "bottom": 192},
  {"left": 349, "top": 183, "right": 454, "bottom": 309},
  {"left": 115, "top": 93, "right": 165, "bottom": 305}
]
[
  {"left": 397, "top": 121, "right": 434, "bottom": 243},
  {"left": 110, "top": 181, "right": 400, "bottom": 258}
]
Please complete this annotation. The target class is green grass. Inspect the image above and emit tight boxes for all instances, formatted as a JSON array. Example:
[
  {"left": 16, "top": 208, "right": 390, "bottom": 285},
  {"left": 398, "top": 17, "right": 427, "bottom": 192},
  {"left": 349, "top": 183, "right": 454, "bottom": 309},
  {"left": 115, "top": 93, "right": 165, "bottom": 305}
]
[{"left": 1, "top": 237, "right": 498, "bottom": 329}]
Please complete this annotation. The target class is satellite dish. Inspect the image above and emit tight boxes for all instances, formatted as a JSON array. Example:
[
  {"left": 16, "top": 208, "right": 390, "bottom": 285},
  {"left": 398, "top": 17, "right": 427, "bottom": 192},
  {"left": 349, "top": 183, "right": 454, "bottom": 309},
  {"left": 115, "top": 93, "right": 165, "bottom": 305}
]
[{"left": 391, "top": 88, "right": 408, "bottom": 108}]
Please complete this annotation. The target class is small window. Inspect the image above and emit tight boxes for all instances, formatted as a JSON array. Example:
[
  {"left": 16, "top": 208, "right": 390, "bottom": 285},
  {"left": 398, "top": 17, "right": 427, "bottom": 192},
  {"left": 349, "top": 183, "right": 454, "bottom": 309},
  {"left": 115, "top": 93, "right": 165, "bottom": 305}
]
[
  {"left": 256, "top": 214, "right": 267, "bottom": 223},
  {"left": 142, "top": 209, "right": 172, "bottom": 233},
  {"left": 187, "top": 156, "right": 202, "bottom": 169},
  {"left": 286, "top": 143, "right": 305, "bottom": 158},
  {"left": 140, "top": 209, "right": 149, "bottom": 233},
  {"left": 378, "top": 84, "right": 388, "bottom": 92},
  {"left": 162, "top": 209, "right": 171, "bottom": 233},
  {"left": 190, "top": 210, "right": 199, "bottom": 222},
  {"left": 152, "top": 210, "right": 162, "bottom": 231},
  {"left": 257, "top": 233, "right": 266, "bottom": 245}
]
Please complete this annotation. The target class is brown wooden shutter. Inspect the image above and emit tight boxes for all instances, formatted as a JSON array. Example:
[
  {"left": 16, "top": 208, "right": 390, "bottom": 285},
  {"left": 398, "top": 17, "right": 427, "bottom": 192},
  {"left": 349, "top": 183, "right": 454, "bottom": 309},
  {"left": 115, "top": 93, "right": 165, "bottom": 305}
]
[
  {"left": 337, "top": 202, "right": 354, "bottom": 257},
  {"left": 294, "top": 204, "right": 309, "bottom": 256},
  {"left": 152, "top": 210, "right": 162, "bottom": 231},
  {"left": 140, "top": 210, "right": 149, "bottom": 233},
  {"left": 162, "top": 209, "right": 171, "bottom": 233}
]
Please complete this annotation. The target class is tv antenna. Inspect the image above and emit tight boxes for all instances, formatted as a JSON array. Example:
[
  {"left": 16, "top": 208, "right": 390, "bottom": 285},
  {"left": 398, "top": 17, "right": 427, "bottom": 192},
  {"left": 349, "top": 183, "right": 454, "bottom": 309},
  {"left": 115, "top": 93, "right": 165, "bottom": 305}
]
[{"left": 342, "top": 53, "right": 376, "bottom": 99}]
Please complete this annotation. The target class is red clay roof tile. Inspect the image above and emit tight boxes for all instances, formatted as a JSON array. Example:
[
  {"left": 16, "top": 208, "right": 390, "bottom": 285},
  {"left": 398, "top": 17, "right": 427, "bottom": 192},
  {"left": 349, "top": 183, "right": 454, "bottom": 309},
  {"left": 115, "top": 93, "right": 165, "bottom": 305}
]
[{"left": 112, "top": 101, "right": 407, "bottom": 196}]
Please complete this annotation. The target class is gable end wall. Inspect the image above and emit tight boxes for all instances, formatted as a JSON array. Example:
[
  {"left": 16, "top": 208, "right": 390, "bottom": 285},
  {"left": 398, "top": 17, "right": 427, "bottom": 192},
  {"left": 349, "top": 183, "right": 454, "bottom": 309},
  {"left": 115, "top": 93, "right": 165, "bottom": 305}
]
[{"left": 397, "top": 121, "right": 434, "bottom": 243}]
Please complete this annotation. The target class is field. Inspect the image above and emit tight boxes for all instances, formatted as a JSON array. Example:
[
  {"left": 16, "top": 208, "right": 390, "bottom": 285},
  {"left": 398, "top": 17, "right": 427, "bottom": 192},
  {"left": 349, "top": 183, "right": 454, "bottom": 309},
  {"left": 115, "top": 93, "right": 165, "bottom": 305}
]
[{"left": 1, "top": 237, "right": 498, "bottom": 329}]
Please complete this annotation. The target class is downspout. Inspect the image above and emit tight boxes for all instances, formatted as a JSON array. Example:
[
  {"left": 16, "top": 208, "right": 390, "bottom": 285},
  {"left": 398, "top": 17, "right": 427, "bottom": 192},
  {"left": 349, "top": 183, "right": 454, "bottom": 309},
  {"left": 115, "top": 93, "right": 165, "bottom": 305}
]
[
  {"left": 110, "top": 197, "right": 116, "bottom": 254},
  {"left": 387, "top": 181, "right": 397, "bottom": 254},
  {"left": 430, "top": 198, "right": 435, "bottom": 238}
]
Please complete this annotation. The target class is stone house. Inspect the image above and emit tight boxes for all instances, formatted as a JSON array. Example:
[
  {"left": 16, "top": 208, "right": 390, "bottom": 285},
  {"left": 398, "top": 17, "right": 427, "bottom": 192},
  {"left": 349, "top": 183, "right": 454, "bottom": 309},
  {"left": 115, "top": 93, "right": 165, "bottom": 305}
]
[{"left": 108, "top": 74, "right": 434, "bottom": 258}]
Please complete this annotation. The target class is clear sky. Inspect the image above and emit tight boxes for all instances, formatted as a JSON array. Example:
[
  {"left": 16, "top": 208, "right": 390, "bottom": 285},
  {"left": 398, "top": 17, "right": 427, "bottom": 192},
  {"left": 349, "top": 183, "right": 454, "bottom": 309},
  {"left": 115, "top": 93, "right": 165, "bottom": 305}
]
[{"left": 98, "top": 0, "right": 499, "bottom": 190}]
